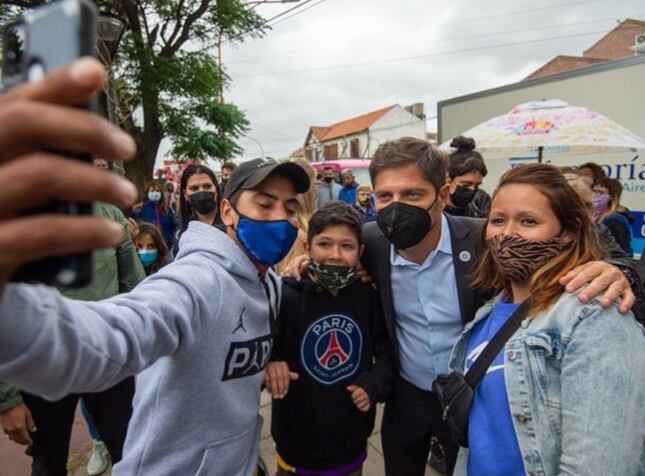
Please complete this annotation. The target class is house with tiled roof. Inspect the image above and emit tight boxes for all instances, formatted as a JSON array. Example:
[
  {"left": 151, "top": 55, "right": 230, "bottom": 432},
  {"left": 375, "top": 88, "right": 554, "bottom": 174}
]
[
  {"left": 525, "top": 18, "right": 645, "bottom": 80},
  {"left": 304, "top": 103, "right": 426, "bottom": 161}
]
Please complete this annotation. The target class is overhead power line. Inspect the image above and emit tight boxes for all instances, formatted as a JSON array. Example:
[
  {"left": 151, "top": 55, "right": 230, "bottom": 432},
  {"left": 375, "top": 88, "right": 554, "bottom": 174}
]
[
  {"left": 224, "top": 0, "right": 320, "bottom": 45},
  {"left": 226, "top": 14, "right": 645, "bottom": 66},
  {"left": 233, "top": 28, "right": 624, "bottom": 78},
  {"left": 226, "top": 0, "right": 606, "bottom": 64},
  {"left": 266, "top": 0, "right": 327, "bottom": 27}
]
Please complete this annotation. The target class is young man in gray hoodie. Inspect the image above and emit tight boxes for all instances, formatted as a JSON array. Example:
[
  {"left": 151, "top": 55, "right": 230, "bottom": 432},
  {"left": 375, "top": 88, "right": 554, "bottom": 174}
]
[{"left": 0, "top": 157, "right": 310, "bottom": 476}]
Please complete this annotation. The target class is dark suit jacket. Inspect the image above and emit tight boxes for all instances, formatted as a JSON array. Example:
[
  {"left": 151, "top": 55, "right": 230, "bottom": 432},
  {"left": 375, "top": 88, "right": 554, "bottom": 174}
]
[
  {"left": 599, "top": 224, "right": 645, "bottom": 324},
  {"left": 361, "top": 214, "right": 490, "bottom": 363}
]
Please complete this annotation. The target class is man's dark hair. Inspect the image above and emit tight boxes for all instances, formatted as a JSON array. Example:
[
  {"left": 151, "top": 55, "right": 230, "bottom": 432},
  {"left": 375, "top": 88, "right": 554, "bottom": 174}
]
[
  {"left": 369, "top": 137, "right": 447, "bottom": 192},
  {"left": 222, "top": 162, "right": 237, "bottom": 172},
  {"left": 448, "top": 136, "right": 487, "bottom": 179},
  {"left": 323, "top": 165, "right": 334, "bottom": 172},
  {"left": 307, "top": 201, "right": 362, "bottom": 244}
]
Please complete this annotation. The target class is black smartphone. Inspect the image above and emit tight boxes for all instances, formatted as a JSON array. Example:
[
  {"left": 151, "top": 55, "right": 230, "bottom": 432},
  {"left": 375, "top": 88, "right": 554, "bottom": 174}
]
[{"left": 1, "top": 0, "right": 97, "bottom": 287}]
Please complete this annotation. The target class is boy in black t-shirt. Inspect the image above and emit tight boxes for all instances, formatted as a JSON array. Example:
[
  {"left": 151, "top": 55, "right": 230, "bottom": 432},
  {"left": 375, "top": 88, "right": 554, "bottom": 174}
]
[{"left": 266, "top": 201, "right": 396, "bottom": 475}]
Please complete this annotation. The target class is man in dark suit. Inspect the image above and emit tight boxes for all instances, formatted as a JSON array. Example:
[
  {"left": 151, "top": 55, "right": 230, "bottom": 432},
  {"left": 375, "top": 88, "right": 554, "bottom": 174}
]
[{"left": 361, "top": 137, "right": 639, "bottom": 476}]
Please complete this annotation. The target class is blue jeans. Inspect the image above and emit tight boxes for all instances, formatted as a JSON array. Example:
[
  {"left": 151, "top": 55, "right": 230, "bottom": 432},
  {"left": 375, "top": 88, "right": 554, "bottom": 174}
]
[{"left": 80, "top": 398, "right": 101, "bottom": 440}]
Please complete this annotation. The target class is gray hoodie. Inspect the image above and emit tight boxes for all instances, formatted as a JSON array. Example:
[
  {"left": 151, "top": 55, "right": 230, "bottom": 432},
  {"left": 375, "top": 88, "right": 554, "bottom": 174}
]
[{"left": 0, "top": 221, "right": 280, "bottom": 476}]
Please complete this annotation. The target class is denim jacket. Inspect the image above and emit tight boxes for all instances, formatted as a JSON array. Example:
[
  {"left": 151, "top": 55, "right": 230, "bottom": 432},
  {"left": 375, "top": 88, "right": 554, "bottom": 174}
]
[{"left": 450, "top": 291, "right": 645, "bottom": 476}]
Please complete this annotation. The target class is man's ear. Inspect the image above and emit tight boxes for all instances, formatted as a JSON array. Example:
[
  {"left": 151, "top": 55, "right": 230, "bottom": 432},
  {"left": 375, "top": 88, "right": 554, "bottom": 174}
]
[
  {"left": 303, "top": 240, "right": 310, "bottom": 255},
  {"left": 220, "top": 199, "right": 236, "bottom": 227},
  {"left": 438, "top": 182, "right": 451, "bottom": 207}
]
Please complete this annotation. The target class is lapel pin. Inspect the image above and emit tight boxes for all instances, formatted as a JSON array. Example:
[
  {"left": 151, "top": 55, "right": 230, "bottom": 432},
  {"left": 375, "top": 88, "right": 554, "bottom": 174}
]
[{"left": 459, "top": 251, "right": 472, "bottom": 263}]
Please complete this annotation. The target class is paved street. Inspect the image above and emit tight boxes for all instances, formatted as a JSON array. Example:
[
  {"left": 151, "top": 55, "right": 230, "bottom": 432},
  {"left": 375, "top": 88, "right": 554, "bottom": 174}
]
[
  {"left": 0, "top": 391, "right": 442, "bottom": 475},
  {"left": 257, "top": 391, "right": 442, "bottom": 476}
]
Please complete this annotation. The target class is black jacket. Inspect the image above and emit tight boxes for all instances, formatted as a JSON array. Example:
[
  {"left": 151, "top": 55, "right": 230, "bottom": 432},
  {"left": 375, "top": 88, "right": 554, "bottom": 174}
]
[
  {"left": 599, "top": 224, "right": 645, "bottom": 324},
  {"left": 271, "top": 276, "right": 396, "bottom": 470},
  {"left": 361, "top": 214, "right": 490, "bottom": 365},
  {"left": 600, "top": 212, "right": 633, "bottom": 256}
]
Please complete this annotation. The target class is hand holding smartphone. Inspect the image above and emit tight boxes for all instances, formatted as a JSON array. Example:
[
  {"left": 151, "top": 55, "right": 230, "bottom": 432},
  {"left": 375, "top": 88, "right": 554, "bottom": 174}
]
[{"left": 1, "top": 0, "right": 98, "bottom": 287}]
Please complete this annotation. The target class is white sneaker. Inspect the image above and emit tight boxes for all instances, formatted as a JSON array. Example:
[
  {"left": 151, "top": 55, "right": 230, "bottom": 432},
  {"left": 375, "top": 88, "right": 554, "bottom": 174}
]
[{"left": 86, "top": 440, "right": 110, "bottom": 476}]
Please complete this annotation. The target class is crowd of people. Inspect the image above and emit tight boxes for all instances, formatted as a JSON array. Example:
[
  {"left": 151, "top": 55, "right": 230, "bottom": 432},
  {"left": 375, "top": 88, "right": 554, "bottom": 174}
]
[{"left": 0, "top": 58, "right": 643, "bottom": 476}]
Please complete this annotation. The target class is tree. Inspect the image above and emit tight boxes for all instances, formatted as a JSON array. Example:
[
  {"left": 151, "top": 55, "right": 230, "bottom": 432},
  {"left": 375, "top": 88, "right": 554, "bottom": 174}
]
[{"left": 1, "top": 0, "right": 265, "bottom": 189}]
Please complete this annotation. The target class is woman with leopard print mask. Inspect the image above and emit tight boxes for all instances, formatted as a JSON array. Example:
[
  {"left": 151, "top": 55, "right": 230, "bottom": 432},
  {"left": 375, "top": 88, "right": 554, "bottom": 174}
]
[{"left": 447, "top": 163, "right": 644, "bottom": 476}]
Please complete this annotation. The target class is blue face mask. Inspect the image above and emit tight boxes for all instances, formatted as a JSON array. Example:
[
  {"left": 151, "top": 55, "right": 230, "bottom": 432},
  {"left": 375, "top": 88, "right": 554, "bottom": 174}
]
[
  {"left": 148, "top": 191, "right": 162, "bottom": 203},
  {"left": 138, "top": 249, "right": 158, "bottom": 267},
  {"left": 234, "top": 212, "right": 298, "bottom": 266}
]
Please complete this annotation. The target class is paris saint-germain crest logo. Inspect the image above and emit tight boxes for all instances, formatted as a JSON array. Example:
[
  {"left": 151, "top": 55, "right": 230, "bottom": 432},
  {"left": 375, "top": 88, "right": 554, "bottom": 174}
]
[{"left": 300, "top": 314, "right": 362, "bottom": 385}]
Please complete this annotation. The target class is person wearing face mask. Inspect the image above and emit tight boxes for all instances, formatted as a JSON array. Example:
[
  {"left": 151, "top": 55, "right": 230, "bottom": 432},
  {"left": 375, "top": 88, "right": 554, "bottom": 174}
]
[
  {"left": 592, "top": 177, "right": 633, "bottom": 256},
  {"left": 0, "top": 157, "right": 310, "bottom": 476},
  {"left": 354, "top": 137, "right": 640, "bottom": 476},
  {"left": 134, "top": 222, "right": 172, "bottom": 276},
  {"left": 134, "top": 181, "right": 178, "bottom": 250},
  {"left": 317, "top": 165, "right": 342, "bottom": 208},
  {"left": 173, "top": 164, "right": 222, "bottom": 255},
  {"left": 354, "top": 184, "right": 377, "bottom": 224},
  {"left": 445, "top": 136, "right": 490, "bottom": 219},
  {"left": 266, "top": 202, "right": 396, "bottom": 475},
  {"left": 179, "top": 164, "right": 222, "bottom": 226},
  {"left": 442, "top": 164, "right": 644, "bottom": 476}
]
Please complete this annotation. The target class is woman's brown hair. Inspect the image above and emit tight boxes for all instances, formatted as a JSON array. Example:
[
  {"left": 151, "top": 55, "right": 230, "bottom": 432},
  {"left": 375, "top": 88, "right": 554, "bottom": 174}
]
[
  {"left": 275, "top": 157, "right": 317, "bottom": 275},
  {"left": 144, "top": 180, "right": 168, "bottom": 215},
  {"left": 472, "top": 163, "right": 605, "bottom": 315}
]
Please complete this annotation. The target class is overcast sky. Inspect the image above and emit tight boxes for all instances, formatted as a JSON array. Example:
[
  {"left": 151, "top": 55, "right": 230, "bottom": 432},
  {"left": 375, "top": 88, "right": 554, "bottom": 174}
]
[{"left": 216, "top": 0, "right": 644, "bottom": 165}]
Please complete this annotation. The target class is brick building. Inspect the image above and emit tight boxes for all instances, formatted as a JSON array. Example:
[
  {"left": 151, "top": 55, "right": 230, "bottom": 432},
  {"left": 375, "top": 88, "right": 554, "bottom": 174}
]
[{"left": 525, "top": 18, "right": 645, "bottom": 80}]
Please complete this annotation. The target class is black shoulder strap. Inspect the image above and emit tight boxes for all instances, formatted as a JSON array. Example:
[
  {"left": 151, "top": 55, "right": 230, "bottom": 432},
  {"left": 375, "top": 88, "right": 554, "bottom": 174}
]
[{"left": 464, "top": 300, "right": 529, "bottom": 387}]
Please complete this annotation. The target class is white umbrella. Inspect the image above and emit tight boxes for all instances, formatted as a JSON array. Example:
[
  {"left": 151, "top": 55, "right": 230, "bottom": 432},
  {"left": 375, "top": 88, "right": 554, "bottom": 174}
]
[{"left": 440, "top": 99, "right": 645, "bottom": 162}]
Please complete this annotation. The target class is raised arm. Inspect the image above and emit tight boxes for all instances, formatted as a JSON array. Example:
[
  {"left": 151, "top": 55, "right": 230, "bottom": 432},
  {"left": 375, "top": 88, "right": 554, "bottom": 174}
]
[{"left": 0, "top": 255, "right": 220, "bottom": 400}]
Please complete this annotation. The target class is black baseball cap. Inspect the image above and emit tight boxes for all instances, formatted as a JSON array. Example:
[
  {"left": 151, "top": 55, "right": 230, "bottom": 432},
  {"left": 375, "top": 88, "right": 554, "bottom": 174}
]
[{"left": 223, "top": 157, "right": 310, "bottom": 199}]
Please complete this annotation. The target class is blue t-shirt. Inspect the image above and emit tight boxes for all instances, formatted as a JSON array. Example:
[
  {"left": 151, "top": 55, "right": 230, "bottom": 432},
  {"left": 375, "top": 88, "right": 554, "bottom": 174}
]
[{"left": 466, "top": 302, "right": 525, "bottom": 476}]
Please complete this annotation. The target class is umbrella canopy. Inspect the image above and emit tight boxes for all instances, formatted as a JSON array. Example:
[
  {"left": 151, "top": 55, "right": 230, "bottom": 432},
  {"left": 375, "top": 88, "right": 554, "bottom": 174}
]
[{"left": 440, "top": 99, "right": 645, "bottom": 160}]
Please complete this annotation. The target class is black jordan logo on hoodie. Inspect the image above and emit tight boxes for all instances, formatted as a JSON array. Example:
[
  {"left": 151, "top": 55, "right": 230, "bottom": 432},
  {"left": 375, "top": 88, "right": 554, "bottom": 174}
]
[{"left": 232, "top": 308, "right": 247, "bottom": 334}]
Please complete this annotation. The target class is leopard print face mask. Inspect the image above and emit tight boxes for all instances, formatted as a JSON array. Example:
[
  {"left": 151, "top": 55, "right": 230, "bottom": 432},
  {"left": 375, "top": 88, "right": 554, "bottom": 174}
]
[{"left": 486, "top": 234, "right": 572, "bottom": 283}]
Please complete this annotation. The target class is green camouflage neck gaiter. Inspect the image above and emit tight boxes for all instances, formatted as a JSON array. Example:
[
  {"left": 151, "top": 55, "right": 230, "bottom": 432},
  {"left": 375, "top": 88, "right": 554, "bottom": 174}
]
[{"left": 308, "top": 259, "right": 357, "bottom": 294}]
